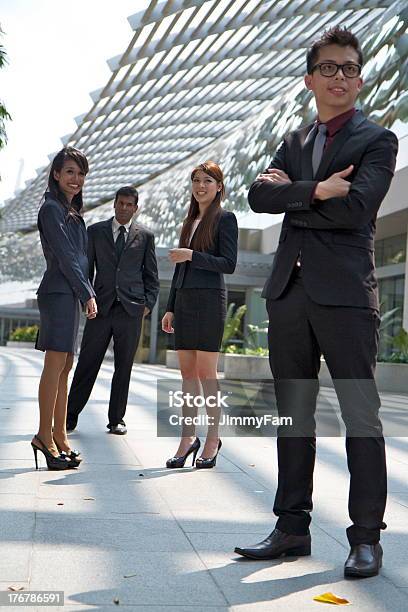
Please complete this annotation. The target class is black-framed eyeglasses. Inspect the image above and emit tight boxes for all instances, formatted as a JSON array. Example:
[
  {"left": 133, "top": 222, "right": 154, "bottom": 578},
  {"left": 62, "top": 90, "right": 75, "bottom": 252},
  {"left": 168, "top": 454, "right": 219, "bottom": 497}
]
[{"left": 311, "top": 62, "right": 362, "bottom": 78}]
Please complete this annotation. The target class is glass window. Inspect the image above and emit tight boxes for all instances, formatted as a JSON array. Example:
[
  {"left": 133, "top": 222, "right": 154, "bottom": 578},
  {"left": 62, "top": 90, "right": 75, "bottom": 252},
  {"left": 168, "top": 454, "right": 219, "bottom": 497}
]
[
  {"left": 375, "top": 234, "right": 406, "bottom": 267},
  {"left": 379, "top": 274, "right": 405, "bottom": 357}
]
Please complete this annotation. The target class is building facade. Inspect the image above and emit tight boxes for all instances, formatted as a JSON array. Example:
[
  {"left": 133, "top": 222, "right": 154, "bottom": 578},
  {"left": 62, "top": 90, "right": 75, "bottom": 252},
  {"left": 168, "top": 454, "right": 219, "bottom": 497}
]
[{"left": 1, "top": 0, "right": 407, "bottom": 360}]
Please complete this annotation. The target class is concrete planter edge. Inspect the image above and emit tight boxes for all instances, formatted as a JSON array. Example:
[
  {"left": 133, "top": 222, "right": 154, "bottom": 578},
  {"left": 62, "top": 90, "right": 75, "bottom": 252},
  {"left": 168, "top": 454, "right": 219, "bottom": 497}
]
[
  {"left": 6, "top": 341, "right": 36, "bottom": 348},
  {"left": 166, "top": 349, "right": 225, "bottom": 372},
  {"left": 223, "top": 353, "right": 408, "bottom": 394}
]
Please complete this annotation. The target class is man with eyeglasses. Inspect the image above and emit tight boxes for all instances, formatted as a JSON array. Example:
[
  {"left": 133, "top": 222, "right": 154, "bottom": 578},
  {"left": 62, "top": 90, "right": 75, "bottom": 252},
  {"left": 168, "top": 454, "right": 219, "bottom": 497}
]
[{"left": 235, "top": 27, "right": 398, "bottom": 578}]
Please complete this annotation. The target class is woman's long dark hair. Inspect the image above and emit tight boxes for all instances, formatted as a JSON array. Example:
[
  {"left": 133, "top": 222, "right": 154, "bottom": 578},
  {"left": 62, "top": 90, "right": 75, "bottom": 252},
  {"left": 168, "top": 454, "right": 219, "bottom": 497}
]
[
  {"left": 179, "top": 161, "right": 225, "bottom": 251},
  {"left": 46, "top": 147, "right": 89, "bottom": 218}
]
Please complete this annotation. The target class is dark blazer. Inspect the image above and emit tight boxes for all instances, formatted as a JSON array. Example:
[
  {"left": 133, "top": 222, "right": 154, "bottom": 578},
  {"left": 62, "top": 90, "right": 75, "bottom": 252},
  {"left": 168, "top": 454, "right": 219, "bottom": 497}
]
[
  {"left": 248, "top": 111, "right": 398, "bottom": 309},
  {"left": 37, "top": 193, "right": 95, "bottom": 304},
  {"left": 166, "top": 210, "right": 238, "bottom": 312},
  {"left": 88, "top": 217, "right": 159, "bottom": 317}
]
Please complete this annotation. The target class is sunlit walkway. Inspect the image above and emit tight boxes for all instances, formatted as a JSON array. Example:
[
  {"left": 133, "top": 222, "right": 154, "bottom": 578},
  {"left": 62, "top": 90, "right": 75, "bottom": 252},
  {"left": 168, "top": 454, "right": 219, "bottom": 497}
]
[{"left": 0, "top": 348, "right": 407, "bottom": 611}]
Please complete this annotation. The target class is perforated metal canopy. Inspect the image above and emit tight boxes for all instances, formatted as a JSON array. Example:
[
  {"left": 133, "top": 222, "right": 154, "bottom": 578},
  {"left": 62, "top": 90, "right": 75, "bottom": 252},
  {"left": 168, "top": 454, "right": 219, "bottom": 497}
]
[{"left": 0, "top": 0, "right": 407, "bottom": 254}]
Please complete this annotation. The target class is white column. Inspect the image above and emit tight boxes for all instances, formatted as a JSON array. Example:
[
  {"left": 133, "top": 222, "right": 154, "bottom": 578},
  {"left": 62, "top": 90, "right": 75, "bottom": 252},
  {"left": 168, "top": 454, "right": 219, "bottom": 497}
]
[{"left": 403, "top": 228, "right": 408, "bottom": 332}]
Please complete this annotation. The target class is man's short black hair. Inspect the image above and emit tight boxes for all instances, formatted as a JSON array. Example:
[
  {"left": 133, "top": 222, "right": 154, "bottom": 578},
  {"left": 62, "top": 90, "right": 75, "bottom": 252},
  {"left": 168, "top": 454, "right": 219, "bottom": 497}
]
[
  {"left": 115, "top": 186, "right": 138, "bottom": 205},
  {"left": 306, "top": 26, "right": 363, "bottom": 74}
]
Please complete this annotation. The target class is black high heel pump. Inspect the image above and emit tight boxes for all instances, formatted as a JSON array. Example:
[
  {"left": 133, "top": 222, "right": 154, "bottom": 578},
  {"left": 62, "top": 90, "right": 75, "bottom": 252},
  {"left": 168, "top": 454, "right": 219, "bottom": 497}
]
[
  {"left": 166, "top": 438, "right": 201, "bottom": 468},
  {"left": 195, "top": 439, "right": 222, "bottom": 469},
  {"left": 31, "top": 436, "right": 72, "bottom": 471}
]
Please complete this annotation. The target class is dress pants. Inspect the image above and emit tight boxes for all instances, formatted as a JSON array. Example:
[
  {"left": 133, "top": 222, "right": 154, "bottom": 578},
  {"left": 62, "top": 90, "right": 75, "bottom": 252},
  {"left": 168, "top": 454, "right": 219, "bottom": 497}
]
[
  {"left": 267, "top": 268, "right": 387, "bottom": 546},
  {"left": 67, "top": 301, "right": 144, "bottom": 426}
]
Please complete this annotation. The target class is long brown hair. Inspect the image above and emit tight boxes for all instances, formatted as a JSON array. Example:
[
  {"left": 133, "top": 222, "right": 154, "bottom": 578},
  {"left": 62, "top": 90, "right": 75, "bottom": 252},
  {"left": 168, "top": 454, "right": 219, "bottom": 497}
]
[
  {"left": 179, "top": 161, "right": 225, "bottom": 251},
  {"left": 46, "top": 147, "right": 89, "bottom": 219}
]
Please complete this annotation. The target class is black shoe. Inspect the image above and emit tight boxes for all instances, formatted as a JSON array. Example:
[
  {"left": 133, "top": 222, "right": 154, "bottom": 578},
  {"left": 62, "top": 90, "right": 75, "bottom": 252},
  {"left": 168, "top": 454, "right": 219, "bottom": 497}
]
[
  {"left": 235, "top": 528, "right": 311, "bottom": 560},
  {"left": 53, "top": 437, "right": 82, "bottom": 468},
  {"left": 344, "top": 543, "right": 383, "bottom": 578},
  {"left": 108, "top": 423, "right": 127, "bottom": 435},
  {"left": 66, "top": 416, "right": 78, "bottom": 432},
  {"left": 195, "top": 439, "right": 222, "bottom": 469},
  {"left": 166, "top": 438, "right": 201, "bottom": 468},
  {"left": 31, "top": 435, "right": 72, "bottom": 471}
]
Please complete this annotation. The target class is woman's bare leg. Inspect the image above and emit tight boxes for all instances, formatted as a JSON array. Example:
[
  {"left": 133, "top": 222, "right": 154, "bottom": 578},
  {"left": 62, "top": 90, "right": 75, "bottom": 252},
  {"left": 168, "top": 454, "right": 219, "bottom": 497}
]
[
  {"left": 34, "top": 350, "right": 69, "bottom": 456},
  {"left": 53, "top": 353, "right": 74, "bottom": 453},
  {"left": 196, "top": 350, "right": 221, "bottom": 458},
  {"left": 173, "top": 350, "right": 201, "bottom": 456}
]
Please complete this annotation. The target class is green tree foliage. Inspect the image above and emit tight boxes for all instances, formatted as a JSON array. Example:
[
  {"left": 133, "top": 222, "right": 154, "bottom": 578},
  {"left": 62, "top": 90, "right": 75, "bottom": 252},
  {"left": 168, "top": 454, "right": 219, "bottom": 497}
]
[{"left": 0, "top": 26, "right": 11, "bottom": 153}]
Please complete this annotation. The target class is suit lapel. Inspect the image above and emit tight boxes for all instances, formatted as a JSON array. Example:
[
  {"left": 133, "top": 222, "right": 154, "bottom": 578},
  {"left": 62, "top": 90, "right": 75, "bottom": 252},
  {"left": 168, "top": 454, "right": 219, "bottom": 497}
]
[
  {"left": 124, "top": 219, "right": 139, "bottom": 251},
  {"left": 300, "top": 123, "right": 315, "bottom": 180},
  {"left": 101, "top": 218, "right": 115, "bottom": 248},
  {"left": 315, "top": 110, "right": 366, "bottom": 180}
]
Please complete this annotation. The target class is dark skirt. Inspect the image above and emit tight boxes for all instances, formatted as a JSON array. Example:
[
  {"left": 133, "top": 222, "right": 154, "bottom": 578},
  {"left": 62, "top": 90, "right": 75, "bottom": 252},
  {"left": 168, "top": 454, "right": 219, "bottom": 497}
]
[
  {"left": 35, "top": 293, "right": 81, "bottom": 353},
  {"left": 174, "top": 288, "right": 227, "bottom": 352}
]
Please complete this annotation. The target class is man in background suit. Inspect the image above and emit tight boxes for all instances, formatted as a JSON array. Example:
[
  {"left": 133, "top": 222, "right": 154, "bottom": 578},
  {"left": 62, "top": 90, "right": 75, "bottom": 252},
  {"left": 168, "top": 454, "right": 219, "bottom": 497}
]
[
  {"left": 66, "top": 186, "right": 159, "bottom": 435},
  {"left": 235, "top": 27, "right": 398, "bottom": 577}
]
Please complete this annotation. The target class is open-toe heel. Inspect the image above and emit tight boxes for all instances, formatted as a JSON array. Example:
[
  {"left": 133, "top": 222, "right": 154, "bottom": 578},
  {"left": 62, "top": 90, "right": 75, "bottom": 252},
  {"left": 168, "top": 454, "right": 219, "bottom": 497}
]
[
  {"left": 53, "top": 437, "right": 82, "bottom": 467},
  {"left": 31, "top": 436, "right": 72, "bottom": 471}
]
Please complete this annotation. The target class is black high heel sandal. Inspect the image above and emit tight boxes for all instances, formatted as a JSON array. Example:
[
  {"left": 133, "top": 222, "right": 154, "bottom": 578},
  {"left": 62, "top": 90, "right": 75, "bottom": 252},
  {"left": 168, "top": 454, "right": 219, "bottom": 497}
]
[
  {"left": 31, "top": 435, "right": 72, "bottom": 471},
  {"left": 53, "top": 438, "right": 82, "bottom": 467},
  {"left": 195, "top": 439, "right": 222, "bottom": 469},
  {"left": 53, "top": 437, "right": 82, "bottom": 468},
  {"left": 166, "top": 437, "right": 201, "bottom": 468}
]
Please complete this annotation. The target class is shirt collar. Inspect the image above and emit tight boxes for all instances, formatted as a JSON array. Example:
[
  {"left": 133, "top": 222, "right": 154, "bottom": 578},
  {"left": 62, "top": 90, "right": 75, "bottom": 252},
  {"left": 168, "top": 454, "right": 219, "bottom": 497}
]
[
  {"left": 317, "top": 107, "right": 356, "bottom": 137},
  {"left": 112, "top": 217, "right": 132, "bottom": 233}
]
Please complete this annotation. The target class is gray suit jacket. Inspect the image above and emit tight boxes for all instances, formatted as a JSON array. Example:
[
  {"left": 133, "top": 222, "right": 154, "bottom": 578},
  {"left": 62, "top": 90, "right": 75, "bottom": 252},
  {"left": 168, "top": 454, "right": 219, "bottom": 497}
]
[
  {"left": 37, "top": 193, "right": 95, "bottom": 304},
  {"left": 88, "top": 217, "right": 159, "bottom": 317}
]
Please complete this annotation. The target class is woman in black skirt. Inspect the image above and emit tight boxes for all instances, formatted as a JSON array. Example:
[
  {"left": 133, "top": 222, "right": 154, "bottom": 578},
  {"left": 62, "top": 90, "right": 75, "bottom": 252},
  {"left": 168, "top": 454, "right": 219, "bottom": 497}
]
[
  {"left": 162, "top": 161, "right": 238, "bottom": 469},
  {"left": 32, "top": 147, "right": 97, "bottom": 470}
]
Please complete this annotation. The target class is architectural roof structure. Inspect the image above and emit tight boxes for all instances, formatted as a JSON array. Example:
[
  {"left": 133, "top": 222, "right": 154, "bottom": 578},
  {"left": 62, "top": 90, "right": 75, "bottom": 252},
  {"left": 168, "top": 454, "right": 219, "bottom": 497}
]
[{"left": 0, "top": 0, "right": 408, "bottom": 288}]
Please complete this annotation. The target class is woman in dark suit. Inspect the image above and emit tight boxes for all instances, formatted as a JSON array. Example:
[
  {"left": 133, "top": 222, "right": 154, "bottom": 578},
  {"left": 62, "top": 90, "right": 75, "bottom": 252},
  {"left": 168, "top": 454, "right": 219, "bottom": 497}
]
[
  {"left": 32, "top": 147, "right": 97, "bottom": 470},
  {"left": 162, "top": 161, "right": 238, "bottom": 469}
]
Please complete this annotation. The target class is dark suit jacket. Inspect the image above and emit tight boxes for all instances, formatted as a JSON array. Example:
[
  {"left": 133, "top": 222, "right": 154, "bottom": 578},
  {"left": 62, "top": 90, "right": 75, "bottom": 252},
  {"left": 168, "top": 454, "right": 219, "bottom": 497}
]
[
  {"left": 37, "top": 193, "right": 95, "bottom": 304},
  {"left": 166, "top": 210, "right": 238, "bottom": 312},
  {"left": 88, "top": 217, "right": 159, "bottom": 317},
  {"left": 248, "top": 111, "right": 398, "bottom": 309}
]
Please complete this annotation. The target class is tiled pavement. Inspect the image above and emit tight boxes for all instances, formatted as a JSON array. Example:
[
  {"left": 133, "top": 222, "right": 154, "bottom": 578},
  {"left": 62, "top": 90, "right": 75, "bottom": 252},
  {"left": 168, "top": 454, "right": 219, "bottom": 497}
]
[{"left": 0, "top": 348, "right": 407, "bottom": 611}]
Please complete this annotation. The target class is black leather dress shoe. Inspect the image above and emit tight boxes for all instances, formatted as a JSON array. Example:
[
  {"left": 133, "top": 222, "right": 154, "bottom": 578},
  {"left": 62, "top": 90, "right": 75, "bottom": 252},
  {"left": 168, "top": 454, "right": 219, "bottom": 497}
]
[
  {"left": 108, "top": 423, "right": 127, "bottom": 435},
  {"left": 344, "top": 543, "right": 382, "bottom": 578},
  {"left": 235, "top": 528, "right": 311, "bottom": 560},
  {"left": 66, "top": 417, "right": 78, "bottom": 432}
]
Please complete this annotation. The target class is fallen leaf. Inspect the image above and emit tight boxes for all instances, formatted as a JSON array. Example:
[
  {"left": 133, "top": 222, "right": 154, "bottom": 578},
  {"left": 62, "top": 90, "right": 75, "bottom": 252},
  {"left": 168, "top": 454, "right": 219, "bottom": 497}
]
[
  {"left": 57, "top": 502, "right": 64, "bottom": 506},
  {"left": 113, "top": 597, "right": 120, "bottom": 605},
  {"left": 249, "top": 464, "right": 256, "bottom": 467},
  {"left": 138, "top": 473, "right": 144, "bottom": 477},
  {"left": 83, "top": 497, "right": 95, "bottom": 501},
  {"left": 8, "top": 586, "right": 24, "bottom": 591},
  {"left": 123, "top": 573, "right": 138, "bottom": 578},
  {"left": 313, "top": 592, "right": 350, "bottom": 605}
]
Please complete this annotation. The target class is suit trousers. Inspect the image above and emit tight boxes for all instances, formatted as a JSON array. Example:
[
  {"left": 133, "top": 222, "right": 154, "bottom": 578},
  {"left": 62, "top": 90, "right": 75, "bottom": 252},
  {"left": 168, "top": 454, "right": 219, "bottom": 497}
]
[
  {"left": 67, "top": 301, "right": 144, "bottom": 426},
  {"left": 266, "top": 268, "right": 387, "bottom": 546}
]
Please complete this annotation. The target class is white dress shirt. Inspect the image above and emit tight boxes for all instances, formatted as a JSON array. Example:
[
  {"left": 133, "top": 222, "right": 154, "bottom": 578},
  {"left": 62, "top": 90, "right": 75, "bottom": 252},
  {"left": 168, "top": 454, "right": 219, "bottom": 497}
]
[
  {"left": 188, "top": 218, "right": 201, "bottom": 246},
  {"left": 112, "top": 217, "right": 132, "bottom": 243}
]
